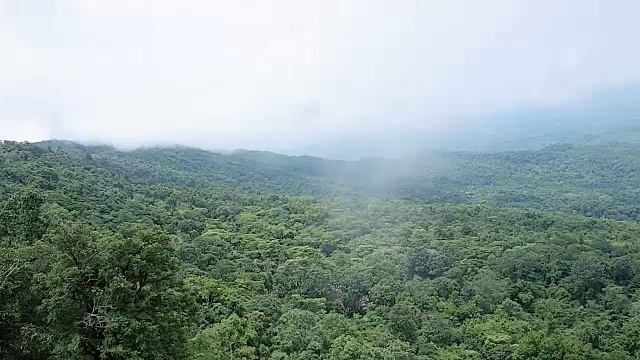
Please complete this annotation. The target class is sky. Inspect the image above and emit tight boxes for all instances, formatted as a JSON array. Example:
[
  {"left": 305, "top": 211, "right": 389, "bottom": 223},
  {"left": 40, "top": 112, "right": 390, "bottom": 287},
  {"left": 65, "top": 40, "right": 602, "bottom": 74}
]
[{"left": 1, "top": 0, "right": 640, "bottom": 153}]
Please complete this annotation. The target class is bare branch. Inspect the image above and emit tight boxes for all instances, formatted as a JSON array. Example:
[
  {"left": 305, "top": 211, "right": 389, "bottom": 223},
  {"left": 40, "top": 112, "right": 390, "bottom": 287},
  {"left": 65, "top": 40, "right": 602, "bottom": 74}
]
[{"left": 0, "top": 263, "right": 20, "bottom": 289}]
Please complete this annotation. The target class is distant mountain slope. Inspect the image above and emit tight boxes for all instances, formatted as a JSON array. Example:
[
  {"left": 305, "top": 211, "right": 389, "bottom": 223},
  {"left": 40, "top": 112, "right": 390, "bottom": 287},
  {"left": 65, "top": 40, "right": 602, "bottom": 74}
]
[
  {"left": 244, "top": 142, "right": 640, "bottom": 220},
  {"left": 32, "top": 140, "right": 344, "bottom": 195},
  {"left": 0, "top": 139, "right": 630, "bottom": 221}
]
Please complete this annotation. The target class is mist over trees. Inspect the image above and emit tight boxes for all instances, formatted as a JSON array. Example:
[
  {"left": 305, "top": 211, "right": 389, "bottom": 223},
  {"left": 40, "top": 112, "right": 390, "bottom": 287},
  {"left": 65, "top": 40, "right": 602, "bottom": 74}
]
[{"left": 2, "top": 138, "right": 640, "bottom": 359}]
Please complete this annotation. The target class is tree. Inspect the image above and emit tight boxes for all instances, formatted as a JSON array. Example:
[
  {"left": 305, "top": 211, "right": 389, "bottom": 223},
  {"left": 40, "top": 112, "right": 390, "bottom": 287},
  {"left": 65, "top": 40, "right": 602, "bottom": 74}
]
[
  {"left": 39, "top": 224, "right": 196, "bottom": 359},
  {"left": 513, "top": 332, "right": 594, "bottom": 360},
  {"left": 387, "top": 301, "right": 421, "bottom": 343},
  {"left": 189, "top": 313, "right": 263, "bottom": 360},
  {"left": 271, "top": 309, "right": 321, "bottom": 356},
  {"left": 565, "top": 254, "right": 610, "bottom": 303},
  {"left": 0, "top": 189, "right": 46, "bottom": 245}
]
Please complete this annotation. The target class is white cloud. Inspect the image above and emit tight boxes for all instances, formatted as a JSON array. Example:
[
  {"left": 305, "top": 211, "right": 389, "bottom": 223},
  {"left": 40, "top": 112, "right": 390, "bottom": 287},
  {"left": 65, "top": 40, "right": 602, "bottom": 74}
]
[
  {"left": 0, "top": 119, "right": 51, "bottom": 142},
  {"left": 1, "top": 0, "right": 640, "bottom": 151}
]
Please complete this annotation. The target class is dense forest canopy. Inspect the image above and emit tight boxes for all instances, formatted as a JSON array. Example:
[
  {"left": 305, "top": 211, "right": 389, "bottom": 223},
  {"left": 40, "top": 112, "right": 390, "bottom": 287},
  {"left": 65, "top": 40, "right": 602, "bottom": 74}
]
[{"left": 2, "top": 139, "right": 640, "bottom": 359}]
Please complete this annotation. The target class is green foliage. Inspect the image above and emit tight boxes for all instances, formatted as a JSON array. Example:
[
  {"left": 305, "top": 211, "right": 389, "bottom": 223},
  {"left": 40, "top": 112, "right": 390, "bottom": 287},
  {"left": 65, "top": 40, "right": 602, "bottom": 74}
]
[
  {"left": 2, "top": 140, "right": 640, "bottom": 358},
  {"left": 0, "top": 189, "right": 46, "bottom": 245}
]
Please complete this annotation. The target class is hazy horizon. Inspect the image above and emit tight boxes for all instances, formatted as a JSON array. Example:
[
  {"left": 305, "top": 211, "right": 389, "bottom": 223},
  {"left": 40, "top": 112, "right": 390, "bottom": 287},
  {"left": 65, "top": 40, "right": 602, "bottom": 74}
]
[{"left": 2, "top": 1, "right": 640, "bottom": 156}]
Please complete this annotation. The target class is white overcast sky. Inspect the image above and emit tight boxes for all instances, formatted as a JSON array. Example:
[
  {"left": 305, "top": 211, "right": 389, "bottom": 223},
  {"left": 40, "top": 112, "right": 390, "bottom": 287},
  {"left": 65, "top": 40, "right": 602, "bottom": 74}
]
[{"left": 1, "top": 0, "right": 640, "bottom": 151}]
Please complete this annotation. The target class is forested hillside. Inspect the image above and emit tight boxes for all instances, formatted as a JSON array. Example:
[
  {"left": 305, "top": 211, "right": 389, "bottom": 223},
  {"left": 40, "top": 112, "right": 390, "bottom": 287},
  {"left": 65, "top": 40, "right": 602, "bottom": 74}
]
[{"left": 2, "top": 140, "right": 640, "bottom": 359}]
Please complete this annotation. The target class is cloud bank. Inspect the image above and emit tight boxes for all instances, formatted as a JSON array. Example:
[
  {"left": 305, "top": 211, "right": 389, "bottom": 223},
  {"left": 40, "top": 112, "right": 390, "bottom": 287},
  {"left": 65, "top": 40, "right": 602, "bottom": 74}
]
[{"left": 1, "top": 0, "right": 640, "bottom": 153}]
